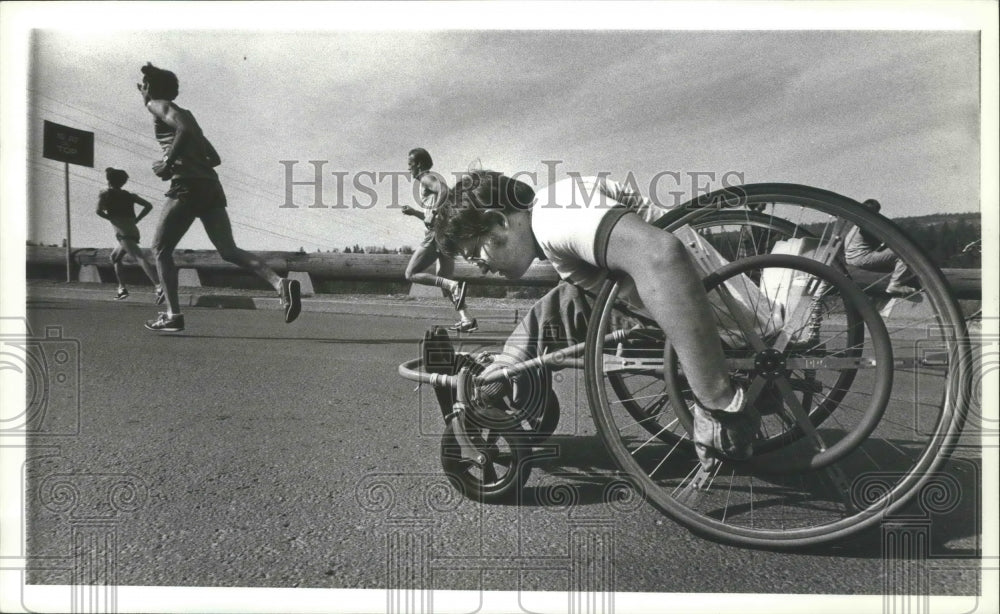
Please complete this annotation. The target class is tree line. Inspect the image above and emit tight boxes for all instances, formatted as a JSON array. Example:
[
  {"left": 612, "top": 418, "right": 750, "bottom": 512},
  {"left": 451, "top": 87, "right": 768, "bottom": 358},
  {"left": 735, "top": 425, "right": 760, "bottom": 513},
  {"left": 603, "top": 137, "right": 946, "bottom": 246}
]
[
  {"left": 798, "top": 212, "right": 981, "bottom": 269},
  {"left": 892, "top": 215, "right": 980, "bottom": 268}
]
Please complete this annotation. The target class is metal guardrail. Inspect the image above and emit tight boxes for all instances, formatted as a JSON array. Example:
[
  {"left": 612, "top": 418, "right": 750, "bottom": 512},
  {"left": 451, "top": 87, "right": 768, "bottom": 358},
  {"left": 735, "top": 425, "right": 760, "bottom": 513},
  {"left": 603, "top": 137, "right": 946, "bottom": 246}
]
[
  {"left": 25, "top": 245, "right": 983, "bottom": 298},
  {"left": 26, "top": 246, "right": 557, "bottom": 286}
]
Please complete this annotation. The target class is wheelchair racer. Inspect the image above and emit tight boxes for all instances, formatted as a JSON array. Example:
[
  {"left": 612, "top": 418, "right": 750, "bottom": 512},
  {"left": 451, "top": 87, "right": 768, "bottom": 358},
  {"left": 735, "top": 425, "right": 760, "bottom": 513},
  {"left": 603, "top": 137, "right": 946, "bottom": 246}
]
[{"left": 432, "top": 170, "right": 759, "bottom": 471}]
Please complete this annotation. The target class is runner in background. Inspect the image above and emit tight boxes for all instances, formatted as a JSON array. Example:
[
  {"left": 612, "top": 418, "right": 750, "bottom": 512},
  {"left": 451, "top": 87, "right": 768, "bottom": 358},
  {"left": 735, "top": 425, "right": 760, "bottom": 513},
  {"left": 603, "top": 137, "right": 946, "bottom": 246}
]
[
  {"left": 95, "top": 167, "right": 164, "bottom": 302},
  {"left": 137, "top": 62, "right": 301, "bottom": 332},
  {"left": 844, "top": 199, "right": 916, "bottom": 295},
  {"left": 401, "top": 148, "right": 477, "bottom": 332}
]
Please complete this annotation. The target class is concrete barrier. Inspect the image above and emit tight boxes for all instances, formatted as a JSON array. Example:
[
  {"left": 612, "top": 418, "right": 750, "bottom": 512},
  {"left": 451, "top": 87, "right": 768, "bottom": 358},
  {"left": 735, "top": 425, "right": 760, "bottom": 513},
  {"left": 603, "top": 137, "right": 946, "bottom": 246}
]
[
  {"left": 287, "top": 271, "right": 315, "bottom": 296},
  {"left": 27, "top": 247, "right": 558, "bottom": 287},
  {"left": 178, "top": 268, "right": 202, "bottom": 287},
  {"left": 26, "top": 245, "right": 982, "bottom": 298},
  {"left": 77, "top": 264, "right": 107, "bottom": 283}
]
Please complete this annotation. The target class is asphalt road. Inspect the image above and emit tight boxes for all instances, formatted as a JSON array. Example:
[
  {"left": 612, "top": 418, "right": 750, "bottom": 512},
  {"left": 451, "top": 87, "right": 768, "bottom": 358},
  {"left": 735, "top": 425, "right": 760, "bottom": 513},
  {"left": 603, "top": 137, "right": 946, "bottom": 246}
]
[{"left": 18, "top": 298, "right": 982, "bottom": 600}]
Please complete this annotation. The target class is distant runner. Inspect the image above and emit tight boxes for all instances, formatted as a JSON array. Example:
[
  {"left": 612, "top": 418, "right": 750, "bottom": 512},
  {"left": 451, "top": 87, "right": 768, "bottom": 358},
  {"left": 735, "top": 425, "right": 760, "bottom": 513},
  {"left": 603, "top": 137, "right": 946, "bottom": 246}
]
[
  {"left": 95, "top": 167, "right": 164, "bottom": 302},
  {"left": 401, "top": 148, "right": 476, "bottom": 332},
  {"left": 844, "top": 199, "right": 917, "bottom": 295},
  {"left": 137, "top": 62, "right": 301, "bottom": 332}
]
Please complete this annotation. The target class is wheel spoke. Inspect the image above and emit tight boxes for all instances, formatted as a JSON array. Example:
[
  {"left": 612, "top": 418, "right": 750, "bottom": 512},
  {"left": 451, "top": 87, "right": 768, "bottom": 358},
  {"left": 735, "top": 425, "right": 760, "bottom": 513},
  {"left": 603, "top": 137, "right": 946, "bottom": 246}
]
[{"left": 481, "top": 461, "right": 499, "bottom": 485}]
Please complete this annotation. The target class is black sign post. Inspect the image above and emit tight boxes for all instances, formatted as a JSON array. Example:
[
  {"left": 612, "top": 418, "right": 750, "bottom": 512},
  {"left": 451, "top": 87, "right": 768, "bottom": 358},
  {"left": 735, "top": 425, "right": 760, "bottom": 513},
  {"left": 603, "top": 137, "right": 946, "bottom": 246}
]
[{"left": 42, "top": 121, "right": 95, "bottom": 282}]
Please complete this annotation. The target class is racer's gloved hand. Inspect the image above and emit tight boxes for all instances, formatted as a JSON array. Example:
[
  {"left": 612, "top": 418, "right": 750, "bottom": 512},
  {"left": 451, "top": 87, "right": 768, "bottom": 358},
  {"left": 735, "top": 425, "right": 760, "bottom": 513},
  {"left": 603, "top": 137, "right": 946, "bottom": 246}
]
[{"left": 472, "top": 352, "right": 516, "bottom": 409}]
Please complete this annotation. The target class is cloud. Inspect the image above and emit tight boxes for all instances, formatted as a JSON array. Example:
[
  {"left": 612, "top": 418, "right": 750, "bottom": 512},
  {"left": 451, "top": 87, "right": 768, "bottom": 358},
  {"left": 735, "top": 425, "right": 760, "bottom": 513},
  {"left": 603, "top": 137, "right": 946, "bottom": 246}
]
[{"left": 25, "top": 30, "right": 981, "bottom": 251}]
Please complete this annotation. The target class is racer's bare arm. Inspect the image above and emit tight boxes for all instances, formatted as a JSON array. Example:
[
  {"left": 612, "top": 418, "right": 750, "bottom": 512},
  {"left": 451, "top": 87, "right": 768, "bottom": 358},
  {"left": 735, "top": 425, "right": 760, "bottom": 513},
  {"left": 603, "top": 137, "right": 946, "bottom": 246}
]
[
  {"left": 605, "top": 214, "right": 733, "bottom": 410},
  {"left": 420, "top": 172, "right": 447, "bottom": 208},
  {"left": 401, "top": 205, "right": 426, "bottom": 220},
  {"left": 132, "top": 193, "right": 154, "bottom": 223}
]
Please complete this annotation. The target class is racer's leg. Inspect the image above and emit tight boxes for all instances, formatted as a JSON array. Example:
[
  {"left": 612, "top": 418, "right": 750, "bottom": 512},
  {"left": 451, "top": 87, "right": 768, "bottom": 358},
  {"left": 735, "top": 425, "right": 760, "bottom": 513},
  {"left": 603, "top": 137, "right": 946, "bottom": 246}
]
[
  {"left": 844, "top": 248, "right": 898, "bottom": 272},
  {"left": 846, "top": 248, "right": 915, "bottom": 292},
  {"left": 501, "top": 282, "right": 592, "bottom": 364},
  {"left": 110, "top": 245, "right": 126, "bottom": 289},
  {"left": 200, "top": 208, "right": 282, "bottom": 291},
  {"left": 405, "top": 243, "right": 459, "bottom": 298},
  {"left": 605, "top": 214, "right": 734, "bottom": 411},
  {"left": 888, "top": 256, "right": 915, "bottom": 287},
  {"left": 485, "top": 283, "right": 588, "bottom": 416},
  {"left": 119, "top": 237, "right": 161, "bottom": 287},
  {"left": 436, "top": 253, "right": 473, "bottom": 323},
  {"left": 151, "top": 198, "right": 197, "bottom": 315}
]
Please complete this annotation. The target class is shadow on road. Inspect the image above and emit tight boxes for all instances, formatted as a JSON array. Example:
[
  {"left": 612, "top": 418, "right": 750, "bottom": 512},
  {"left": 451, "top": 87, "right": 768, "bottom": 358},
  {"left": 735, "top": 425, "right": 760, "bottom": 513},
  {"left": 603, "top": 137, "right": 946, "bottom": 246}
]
[
  {"left": 25, "top": 300, "right": 84, "bottom": 311},
  {"left": 516, "top": 435, "right": 982, "bottom": 559},
  {"left": 517, "top": 434, "right": 641, "bottom": 507}
]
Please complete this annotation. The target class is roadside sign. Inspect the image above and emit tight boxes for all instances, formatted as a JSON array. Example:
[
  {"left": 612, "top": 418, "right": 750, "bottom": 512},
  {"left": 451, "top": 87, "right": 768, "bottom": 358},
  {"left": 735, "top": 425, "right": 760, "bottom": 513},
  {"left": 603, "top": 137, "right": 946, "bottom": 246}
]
[{"left": 42, "top": 120, "right": 94, "bottom": 168}]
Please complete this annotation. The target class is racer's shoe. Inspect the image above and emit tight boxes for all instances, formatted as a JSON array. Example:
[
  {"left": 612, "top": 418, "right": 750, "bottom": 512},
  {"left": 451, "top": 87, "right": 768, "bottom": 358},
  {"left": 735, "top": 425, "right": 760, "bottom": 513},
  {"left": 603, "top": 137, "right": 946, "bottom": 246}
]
[
  {"left": 279, "top": 278, "right": 302, "bottom": 323},
  {"left": 154, "top": 286, "right": 166, "bottom": 305},
  {"left": 115, "top": 287, "right": 129, "bottom": 300},
  {"left": 450, "top": 282, "right": 468, "bottom": 310},
  {"left": 691, "top": 387, "right": 759, "bottom": 471},
  {"left": 885, "top": 283, "right": 917, "bottom": 296},
  {"left": 450, "top": 318, "right": 478, "bottom": 333},
  {"left": 144, "top": 312, "right": 185, "bottom": 332}
]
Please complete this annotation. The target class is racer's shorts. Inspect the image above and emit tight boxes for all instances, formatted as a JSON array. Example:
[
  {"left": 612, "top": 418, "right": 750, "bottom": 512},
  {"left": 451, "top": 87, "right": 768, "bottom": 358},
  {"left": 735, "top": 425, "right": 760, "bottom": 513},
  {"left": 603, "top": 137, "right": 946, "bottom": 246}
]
[
  {"left": 112, "top": 220, "right": 140, "bottom": 243},
  {"left": 164, "top": 178, "right": 228, "bottom": 217},
  {"left": 420, "top": 228, "right": 437, "bottom": 249}
]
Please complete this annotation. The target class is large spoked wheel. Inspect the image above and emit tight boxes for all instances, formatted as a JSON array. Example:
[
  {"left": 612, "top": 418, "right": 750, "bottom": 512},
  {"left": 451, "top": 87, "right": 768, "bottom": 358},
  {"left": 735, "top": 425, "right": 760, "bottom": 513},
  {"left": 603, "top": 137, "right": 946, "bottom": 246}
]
[{"left": 586, "top": 184, "right": 972, "bottom": 548}]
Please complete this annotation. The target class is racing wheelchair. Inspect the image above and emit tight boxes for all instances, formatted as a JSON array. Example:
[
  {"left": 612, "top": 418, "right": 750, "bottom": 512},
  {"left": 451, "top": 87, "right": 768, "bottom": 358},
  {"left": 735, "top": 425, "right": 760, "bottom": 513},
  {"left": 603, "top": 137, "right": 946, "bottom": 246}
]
[{"left": 398, "top": 183, "right": 974, "bottom": 549}]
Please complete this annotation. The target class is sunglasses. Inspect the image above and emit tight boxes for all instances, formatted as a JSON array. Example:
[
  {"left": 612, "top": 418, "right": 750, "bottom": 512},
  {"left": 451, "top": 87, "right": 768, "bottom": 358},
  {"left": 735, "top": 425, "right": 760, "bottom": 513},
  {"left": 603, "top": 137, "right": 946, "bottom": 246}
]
[{"left": 460, "top": 234, "right": 491, "bottom": 270}]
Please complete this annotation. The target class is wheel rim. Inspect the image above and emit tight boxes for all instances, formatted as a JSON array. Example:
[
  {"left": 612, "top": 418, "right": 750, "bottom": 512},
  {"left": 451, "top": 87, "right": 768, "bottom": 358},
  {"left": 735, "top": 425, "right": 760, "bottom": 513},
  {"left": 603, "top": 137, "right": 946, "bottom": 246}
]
[{"left": 441, "top": 421, "right": 524, "bottom": 499}]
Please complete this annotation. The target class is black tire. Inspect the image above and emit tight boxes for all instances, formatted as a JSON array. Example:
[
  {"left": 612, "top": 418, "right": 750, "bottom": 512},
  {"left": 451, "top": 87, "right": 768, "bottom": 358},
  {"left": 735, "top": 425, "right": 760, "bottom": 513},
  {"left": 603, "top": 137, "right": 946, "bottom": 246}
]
[
  {"left": 440, "top": 420, "right": 530, "bottom": 503},
  {"left": 521, "top": 391, "right": 561, "bottom": 445},
  {"left": 586, "top": 183, "right": 972, "bottom": 548}
]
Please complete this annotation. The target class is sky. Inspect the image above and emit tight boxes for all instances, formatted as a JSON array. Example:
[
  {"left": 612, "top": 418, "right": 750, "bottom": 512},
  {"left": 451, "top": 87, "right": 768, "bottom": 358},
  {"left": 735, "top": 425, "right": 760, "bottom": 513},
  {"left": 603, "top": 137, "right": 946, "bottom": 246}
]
[{"left": 4, "top": 4, "right": 990, "bottom": 256}]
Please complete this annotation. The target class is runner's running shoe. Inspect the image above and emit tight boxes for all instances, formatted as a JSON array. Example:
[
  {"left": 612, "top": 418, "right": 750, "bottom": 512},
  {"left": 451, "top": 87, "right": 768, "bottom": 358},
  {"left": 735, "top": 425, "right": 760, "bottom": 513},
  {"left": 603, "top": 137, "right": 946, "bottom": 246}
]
[
  {"left": 450, "top": 318, "right": 478, "bottom": 333},
  {"left": 279, "top": 278, "right": 302, "bottom": 323},
  {"left": 885, "top": 283, "right": 917, "bottom": 296},
  {"left": 144, "top": 312, "right": 185, "bottom": 332},
  {"left": 154, "top": 286, "right": 166, "bottom": 305},
  {"left": 115, "top": 287, "right": 129, "bottom": 300},
  {"left": 450, "top": 282, "right": 468, "bottom": 310}
]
